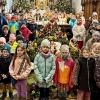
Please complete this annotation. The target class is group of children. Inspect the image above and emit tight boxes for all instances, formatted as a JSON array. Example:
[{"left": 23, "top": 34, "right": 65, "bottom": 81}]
[
  {"left": 0, "top": 42, "right": 31, "bottom": 100},
  {"left": 0, "top": 36, "right": 100, "bottom": 100},
  {"left": 0, "top": 9, "right": 100, "bottom": 100}
]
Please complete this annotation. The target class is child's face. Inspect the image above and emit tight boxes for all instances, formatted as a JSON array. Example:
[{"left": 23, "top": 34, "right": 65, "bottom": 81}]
[
  {"left": 92, "top": 35, "right": 100, "bottom": 41},
  {"left": 0, "top": 42, "right": 4, "bottom": 47},
  {"left": 17, "top": 47, "right": 25, "bottom": 57},
  {"left": 2, "top": 50, "right": 9, "bottom": 57},
  {"left": 42, "top": 46, "right": 49, "bottom": 54},
  {"left": 12, "top": 18, "right": 16, "bottom": 22},
  {"left": 17, "top": 40, "right": 24, "bottom": 45},
  {"left": 28, "top": 41, "right": 33, "bottom": 46},
  {"left": 94, "top": 46, "right": 100, "bottom": 56},
  {"left": 82, "top": 50, "right": 90, "bottom": 58},
  {"left": 3, "top": 28, "right": 8, "bottom": 34}
]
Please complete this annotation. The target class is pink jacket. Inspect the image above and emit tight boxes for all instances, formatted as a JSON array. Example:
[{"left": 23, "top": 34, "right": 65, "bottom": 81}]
[{"left": 9, "top": 59, "right": 31, "bottom": 80}]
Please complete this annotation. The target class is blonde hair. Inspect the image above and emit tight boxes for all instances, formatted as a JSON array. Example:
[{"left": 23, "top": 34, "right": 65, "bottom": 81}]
[
  {"left": 91, "top": 42, "right": 100, "bottom": 56},
  {"left": 92, "top": 42, "right": 100, "bottom": 49}
]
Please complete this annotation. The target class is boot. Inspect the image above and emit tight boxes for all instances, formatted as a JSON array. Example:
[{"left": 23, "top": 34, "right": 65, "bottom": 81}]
[
  {"left": 58, "top": 92, "right": 67, "bottom": 100},
  {"left": 45, "top": 97, "right": 49, "bottom": 100},
  {"left": 9, "top": 92, "right": 14, "bottom": 100},
  {"left": 1, "top": 92, "right": 7, "bottom": 100}
]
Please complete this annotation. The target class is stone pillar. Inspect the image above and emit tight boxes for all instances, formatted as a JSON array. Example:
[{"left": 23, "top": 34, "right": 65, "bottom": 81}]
[
  {"left": 72, "top": 0, "right": 82, "bottom": 13},
  {"left": 5, "top": 0, "right": 13, "bottom": 12}
]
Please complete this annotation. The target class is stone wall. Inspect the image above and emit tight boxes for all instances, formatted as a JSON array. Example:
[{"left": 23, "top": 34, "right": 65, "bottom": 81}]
[{"left": 72, "top": 0, "right": 82, "bottom": 13}]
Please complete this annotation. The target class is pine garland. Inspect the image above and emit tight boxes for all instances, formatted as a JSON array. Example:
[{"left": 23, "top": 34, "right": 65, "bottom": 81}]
[{"left": 53, "top": 0, "right": 75, "bottom": 13}]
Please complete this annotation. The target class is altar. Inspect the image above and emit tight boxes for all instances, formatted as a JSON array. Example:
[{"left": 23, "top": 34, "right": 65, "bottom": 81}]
[{"left": 36, "top": 21, "right": 72, "bottom": 33}]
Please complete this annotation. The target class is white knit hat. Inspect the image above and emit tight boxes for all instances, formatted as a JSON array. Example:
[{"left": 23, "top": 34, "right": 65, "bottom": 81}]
[
  {"left": 92, "top": 31, "right": 100, "bottom": 37},
  {"left": 41, "top": 39, "right": 50, "bottom": 48},
  {"left": 0, "top": 37, "right": 6, "bottom": 44},
  {"left": 60, "top": 45, "right": 69, "bottom": 52}
]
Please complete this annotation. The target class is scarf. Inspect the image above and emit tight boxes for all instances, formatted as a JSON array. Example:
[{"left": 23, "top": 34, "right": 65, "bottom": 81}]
[{"left": 41, "top": 51, "right": 51, "bottom": 59}]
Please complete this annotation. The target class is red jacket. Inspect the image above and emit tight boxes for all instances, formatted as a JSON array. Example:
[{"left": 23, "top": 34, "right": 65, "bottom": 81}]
[
  {"left": 20, "top": 26, "right": 30, "bottom": 41},
  {"left": 53, "top": 57, "right": 74, "bottom": 88}
]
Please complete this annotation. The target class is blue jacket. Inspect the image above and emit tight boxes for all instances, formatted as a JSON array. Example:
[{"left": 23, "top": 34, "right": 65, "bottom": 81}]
[
  {"left": 34, "top": 53, "right": 55, "bottom": 87},
  {"left": 0, "top": 14, "right": 7, "bottom": 36},
  {"left": 69, "top": 19, "right": 77, "bottom": 28}
]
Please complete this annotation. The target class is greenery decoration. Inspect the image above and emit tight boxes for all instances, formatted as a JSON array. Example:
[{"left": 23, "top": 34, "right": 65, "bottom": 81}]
[
  {"left": 13, "top": 0, "right": 34, "bottom": 11},
  {"left": 53, "top": 0, "right": 75, "bottom": 13}
]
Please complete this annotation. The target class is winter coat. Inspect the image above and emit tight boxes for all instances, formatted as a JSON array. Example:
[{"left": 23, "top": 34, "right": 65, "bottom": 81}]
[
  {"left": 94, "top": 56, "right": 100, "bottom": 88},
  {"left": 72, "top": 24, "right": 86, "bottom": 41},
  {"left": 0, "top": 56, "right": 12, "bottom": 84},
  {"left": 34, "top": 53, "right": 55, "bottom": 88},
  {"left": 0, "top": 15, "right": 7, "bottom": 36},
  {"left": 20, "top": 26, "right": 30, "bottom": 41},
  {"left": 1, "top": 31, "right": 10, "bottom": 42},
  {"left": 27, "top": 23, "right": 38, "bottom": 33},
  {"left": 9, "top": 58, "right": 31, "bottom": 80},
  {"left": 91, "top": 56, "right": 100, "bottom": 100},
  {"left": 73, "top": 57, "right": 95, "bottom": 91},
  {"left": 53, "top": 57, "right": 74, "bottom": 87},
  {"left": 9, "top": 22, "right": 19, "bottom": 34},
  {"left": 10, "top": 41, "right": 18, "bottom": 54},
  {"left": 69, "top": 19, "right": 77, "bottom": 28}
]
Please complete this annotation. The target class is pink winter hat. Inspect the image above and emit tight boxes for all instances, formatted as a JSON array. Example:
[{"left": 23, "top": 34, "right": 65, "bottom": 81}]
[
  {"left": 0, "top": 37, "right": 6, "bottom": 44},
  {"left": 9, "top": 33, "right": 16, "bottom": 41}
]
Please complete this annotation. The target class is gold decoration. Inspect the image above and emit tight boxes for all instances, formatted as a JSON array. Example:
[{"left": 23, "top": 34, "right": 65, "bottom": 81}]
[{"left": 36, "top": 0, "right": 49, "bottom": 9}]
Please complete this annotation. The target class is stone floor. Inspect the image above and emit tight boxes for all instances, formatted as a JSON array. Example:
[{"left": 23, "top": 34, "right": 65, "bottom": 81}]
[
  {"left": 0, "top": 91, "right": 76, "bottom": 100},
  {"left": 0, "top": 84, "right": 76, "bottom": 100}
]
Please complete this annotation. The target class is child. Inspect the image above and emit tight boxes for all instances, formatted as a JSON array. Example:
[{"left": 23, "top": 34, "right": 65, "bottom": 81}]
[
  {"left": 53, "top": 45, "right": 74, "bottom": 100},
  {"left": 73, "top": 46, "right": 95, "bottom": 100},
  {"left": 72, "top": 17, "right": 86, "bottom": 49},
  {"left": 9, "top": 16, "right": 19, "bottom": 34},
  {"left": 91, "top": 43, "right": 100, "bottom": 100},
  {"left": 8, "top": 33, "right": 18, "bottom": 54},
  {"left": 9, "top": 43, "right": 31, "bottom": 100},
  {"left": 27, "top": 18, "right": 38, "bottom": 41},
  {"left": 1, "top": 25, "right": 10, "bottom": 42},
  {"left": 34, "top": 39, "right": 55, "bottom": 100},
  {"left": 20, "top": 24, "right": 30, "bottom": 42},
  {"left": 0, "top": 46, "right": 13, "bottom": 100}
]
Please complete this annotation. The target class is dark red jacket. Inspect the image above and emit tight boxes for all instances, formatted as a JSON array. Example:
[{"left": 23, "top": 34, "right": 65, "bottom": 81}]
[{"left": 20, "top": 26, "right": 30, "bottom": 41}]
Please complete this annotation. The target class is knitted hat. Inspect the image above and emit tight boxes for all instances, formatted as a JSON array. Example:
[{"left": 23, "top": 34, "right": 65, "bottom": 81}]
[
  {"left": 92, "top": 31, "right": 100, "bottom": 37},
  {"left": 0, "top": 37, "right": 6, "bottom": 44},
  {"left": 60, "top": 45, "right": 69, "bottom": 52},
  {"left": 9, "top": 33, "right": 16, "bottom": 41},
  {"left": 16, "top": 35, "right": 25, "bottom": 42},
  {"left": 41, "top": 39, "right": 50, "bottom": 48},
  {"left": 11, "top": 16, "right": 16, "bottom": 20},
  {"left": 2, "top": 25, "right": 9, "bottom": 30},
  {"left": 2, "top": 45, "right": 10, "bottom": 53}
]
